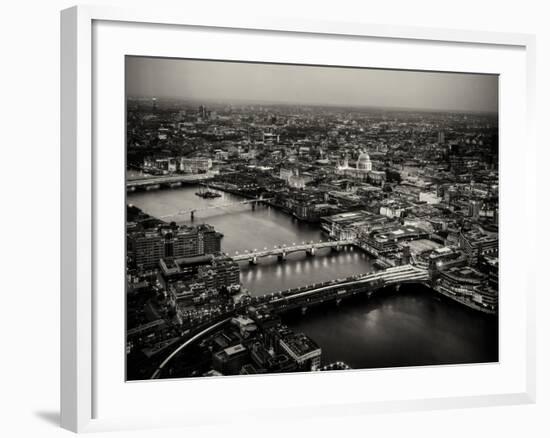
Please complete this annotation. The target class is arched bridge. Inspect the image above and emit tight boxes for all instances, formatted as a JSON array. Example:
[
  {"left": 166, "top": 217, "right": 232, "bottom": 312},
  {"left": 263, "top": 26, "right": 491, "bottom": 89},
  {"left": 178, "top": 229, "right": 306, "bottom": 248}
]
[{"left": 232, "top": 239, "right": 354, "bottom": 264}]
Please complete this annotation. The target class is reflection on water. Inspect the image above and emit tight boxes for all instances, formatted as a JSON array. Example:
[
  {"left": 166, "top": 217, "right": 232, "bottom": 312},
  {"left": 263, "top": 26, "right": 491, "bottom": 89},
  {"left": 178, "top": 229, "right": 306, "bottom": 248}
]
[
  {"left": 239, "top": 247, "right": 376, "bottom": 295},
  {"left": 128, "top": 185, "right": 498, "bottom": 368},
  {"left": 128, "top": 186, "right": 377, "bottom": 295},
  {"left": 282, "top": 286, "right": 498, "bottom": 368}
]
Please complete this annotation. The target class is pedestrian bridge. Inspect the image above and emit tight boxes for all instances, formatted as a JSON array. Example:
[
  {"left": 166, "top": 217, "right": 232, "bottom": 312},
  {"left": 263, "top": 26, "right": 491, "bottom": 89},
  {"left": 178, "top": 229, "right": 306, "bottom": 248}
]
[
  {"left": 159, "top": 197, "right": 267, "bottom": 220},
  {"left": 232, "top": 239, "right": 354, "bottom": 264}
]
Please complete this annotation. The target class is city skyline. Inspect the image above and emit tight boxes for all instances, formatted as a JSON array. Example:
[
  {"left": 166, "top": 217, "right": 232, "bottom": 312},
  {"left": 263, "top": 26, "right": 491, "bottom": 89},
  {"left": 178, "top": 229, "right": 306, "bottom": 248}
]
[
  {"left": 126, "top": 57, "right": 499, "bottom": 113},
  {"left": 125, "top": 58, "right": 499, "bottom": 381}
]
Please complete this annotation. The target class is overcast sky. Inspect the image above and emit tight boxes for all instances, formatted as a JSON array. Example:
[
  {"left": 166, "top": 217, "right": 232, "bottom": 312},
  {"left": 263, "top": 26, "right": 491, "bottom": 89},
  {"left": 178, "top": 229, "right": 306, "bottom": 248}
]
[{"left": 126, "top": 56, "right": 498, "bottom": 113}]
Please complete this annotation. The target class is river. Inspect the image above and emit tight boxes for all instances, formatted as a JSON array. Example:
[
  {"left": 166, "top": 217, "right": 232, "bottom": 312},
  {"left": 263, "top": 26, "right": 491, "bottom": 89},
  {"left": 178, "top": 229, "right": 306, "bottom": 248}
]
[{"left": 128, "top": 185, "right": 498, "bottom": 368}]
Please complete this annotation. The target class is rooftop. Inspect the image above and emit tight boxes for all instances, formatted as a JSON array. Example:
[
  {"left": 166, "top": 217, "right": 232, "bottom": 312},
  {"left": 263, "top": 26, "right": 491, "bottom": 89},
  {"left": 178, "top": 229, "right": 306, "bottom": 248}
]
[
  {"left": 442, "top": 266, "right": 487, "bottom": 282},
  {"left": 372, "top": 225, "right": 426, "bottom": 242},
  {"left": 405, "top": 239, "right": 442, "bottom": 254},
  {"left": 223, "top": 344, "right": 247, "bottom": 357},
  {"left": 174, "top": 254, "right": 214, "bottom": 266},
  {"left": 279, "top": 332, "right": 320, "bottom": 359},
  {"left": 322, "top": 210, "right": 385, "bottom": 226}
]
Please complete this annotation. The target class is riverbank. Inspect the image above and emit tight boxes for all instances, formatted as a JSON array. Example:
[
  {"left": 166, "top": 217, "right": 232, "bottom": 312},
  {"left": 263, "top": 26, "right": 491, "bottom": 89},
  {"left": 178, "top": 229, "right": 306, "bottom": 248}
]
[
  {"left": 129, "top": 184, "right": 496, "bottom": 315},
  {"left": 282, "top": 284, "right": 498, "bottom": 369},
  {"left": 127, "top": 185, "right": 498, "bottom": 373}
]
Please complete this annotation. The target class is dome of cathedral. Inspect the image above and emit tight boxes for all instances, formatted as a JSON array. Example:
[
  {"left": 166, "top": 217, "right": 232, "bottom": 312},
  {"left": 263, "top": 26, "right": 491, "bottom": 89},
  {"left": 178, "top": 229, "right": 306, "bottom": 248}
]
[{"left": 356, "top": 151, "right": 372, "bottom": 170}]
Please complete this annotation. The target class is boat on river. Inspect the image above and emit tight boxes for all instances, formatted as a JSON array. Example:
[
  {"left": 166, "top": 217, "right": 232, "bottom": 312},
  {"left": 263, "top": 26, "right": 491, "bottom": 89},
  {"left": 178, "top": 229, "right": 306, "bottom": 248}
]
[{"left": 195, "top": 185, "right": 221, "bottom": 199}]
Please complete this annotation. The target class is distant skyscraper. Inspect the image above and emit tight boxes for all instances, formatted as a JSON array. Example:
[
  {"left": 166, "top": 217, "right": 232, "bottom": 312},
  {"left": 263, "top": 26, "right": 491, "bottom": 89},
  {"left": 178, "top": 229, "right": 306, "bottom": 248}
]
[
  {"left": 198, "top": 104, "right": 208, "bottom": 119},
  {"left": 438, "top": 131, "right": 445, "bottom": 144}
]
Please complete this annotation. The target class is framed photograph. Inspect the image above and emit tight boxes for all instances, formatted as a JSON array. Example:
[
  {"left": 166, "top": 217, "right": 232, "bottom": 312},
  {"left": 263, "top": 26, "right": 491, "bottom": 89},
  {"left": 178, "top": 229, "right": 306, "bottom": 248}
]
[{"left": 61, "top": 5, "right": 536, "bottom": 433}]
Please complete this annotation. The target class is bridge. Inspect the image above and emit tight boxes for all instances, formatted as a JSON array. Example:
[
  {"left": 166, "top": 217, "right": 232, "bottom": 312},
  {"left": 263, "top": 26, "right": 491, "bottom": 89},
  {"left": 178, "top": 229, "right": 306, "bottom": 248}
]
[
  {"left": 264, "top": 264, "right": 430, "bottom": 313},
  {"left": 148, "top": 264, "right": 430, "bottom": 378},
  {"left": 232, "top": 239, "right": 354, "bottom": 264},
  {"left": 159, "top": 197, "right": 268, "bottom": 220},
  {"left": 126, "top": 173, "right": 213, "bottom": 191}
]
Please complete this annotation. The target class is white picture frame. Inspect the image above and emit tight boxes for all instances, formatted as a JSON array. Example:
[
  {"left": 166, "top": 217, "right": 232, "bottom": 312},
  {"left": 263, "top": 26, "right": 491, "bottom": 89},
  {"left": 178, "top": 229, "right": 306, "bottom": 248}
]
[{"left": 60, "top": 5, "right": 536, "bottom": 433}]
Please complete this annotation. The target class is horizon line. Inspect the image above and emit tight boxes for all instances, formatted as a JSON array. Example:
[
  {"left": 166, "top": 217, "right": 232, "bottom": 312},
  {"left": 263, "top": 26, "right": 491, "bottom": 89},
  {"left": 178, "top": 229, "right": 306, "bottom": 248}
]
[{"left": 126, "top": 96, "right": 498, "bottom": 115}]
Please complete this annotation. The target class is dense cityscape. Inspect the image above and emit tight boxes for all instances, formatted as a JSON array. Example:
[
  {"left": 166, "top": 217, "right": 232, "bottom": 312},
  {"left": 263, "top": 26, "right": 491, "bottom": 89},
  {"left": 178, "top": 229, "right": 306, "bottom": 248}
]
[{"left": 125, "top": 95, "right": 498, "bottom": 381}]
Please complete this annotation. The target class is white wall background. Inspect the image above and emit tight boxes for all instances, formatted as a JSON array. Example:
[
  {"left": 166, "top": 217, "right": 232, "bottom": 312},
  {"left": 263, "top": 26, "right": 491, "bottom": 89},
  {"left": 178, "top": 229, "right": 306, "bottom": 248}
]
[{"left": 0, "top": 0, "right": 547, "bottom": 436}]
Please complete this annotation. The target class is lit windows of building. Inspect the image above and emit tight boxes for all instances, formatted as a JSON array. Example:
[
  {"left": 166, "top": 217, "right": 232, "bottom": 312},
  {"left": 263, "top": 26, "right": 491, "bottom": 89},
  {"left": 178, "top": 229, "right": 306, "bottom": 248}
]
[{"left": 128, "top": 224, "right": 222, "bottom": 269}]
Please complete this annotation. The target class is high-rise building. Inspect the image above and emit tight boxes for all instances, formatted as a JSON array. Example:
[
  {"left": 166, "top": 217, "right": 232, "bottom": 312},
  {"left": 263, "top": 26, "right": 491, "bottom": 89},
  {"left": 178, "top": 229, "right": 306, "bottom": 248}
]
[
  {"left": 171, "top": 228, "right": 203, "bottom": 258},
  {"left": 129, "top": 231, "right": 164, "bottom": 269},
  {"left": 128, "top": 225, "right": 222, "bottom": 269},
  {"left": 198, "top": 104, "right": 208, "bottom": 120},
  {"left": 200, "top": 224, "right": 222, "bottom": 254}
]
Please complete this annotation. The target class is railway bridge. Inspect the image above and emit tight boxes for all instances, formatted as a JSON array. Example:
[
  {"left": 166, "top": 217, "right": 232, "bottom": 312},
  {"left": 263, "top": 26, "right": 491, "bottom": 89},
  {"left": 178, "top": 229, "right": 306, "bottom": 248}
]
[
  {"left": 264, "top": 264, "right": 430, "bottom": 313},
  {"left": 149, "top": 264, "right": 430, "bottom": 378}
]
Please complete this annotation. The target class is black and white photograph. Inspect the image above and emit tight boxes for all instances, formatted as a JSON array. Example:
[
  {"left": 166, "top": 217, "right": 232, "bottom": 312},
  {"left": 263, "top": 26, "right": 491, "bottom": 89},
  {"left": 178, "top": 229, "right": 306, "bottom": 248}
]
[
  {"left": 4, "top": 0, "right": 548, "bottom": 435},
  {"left": 125, "top": 56, "right": 499, "bottom": 381}
]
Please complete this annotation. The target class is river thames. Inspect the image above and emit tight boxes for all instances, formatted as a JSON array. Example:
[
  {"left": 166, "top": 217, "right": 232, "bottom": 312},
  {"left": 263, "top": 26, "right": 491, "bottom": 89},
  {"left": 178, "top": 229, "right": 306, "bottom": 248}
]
[{"left": 128, "top": 185, "right": 498, "bottom": 368}]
